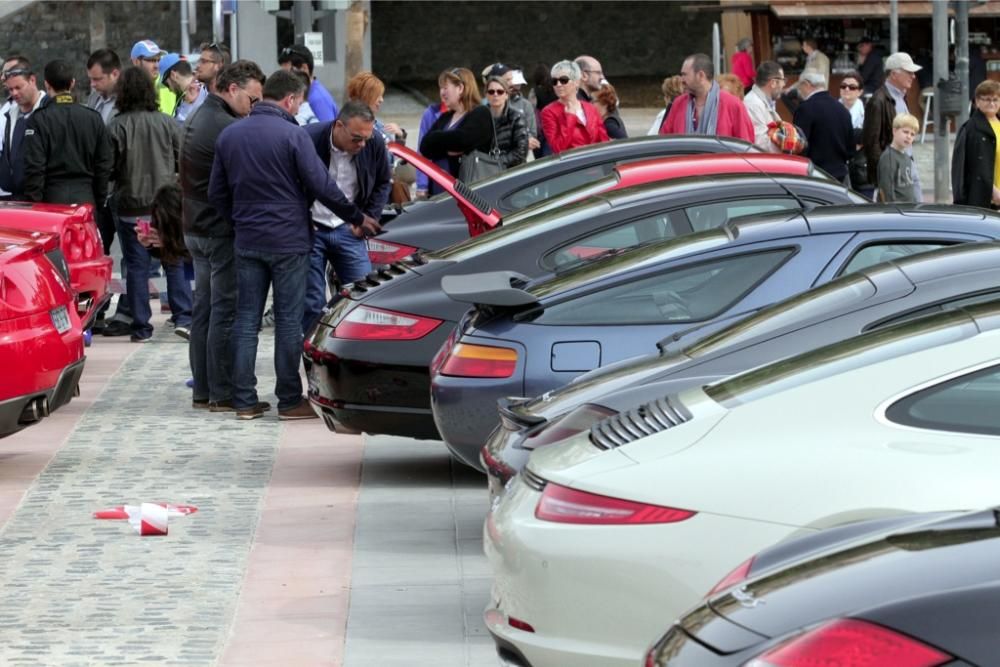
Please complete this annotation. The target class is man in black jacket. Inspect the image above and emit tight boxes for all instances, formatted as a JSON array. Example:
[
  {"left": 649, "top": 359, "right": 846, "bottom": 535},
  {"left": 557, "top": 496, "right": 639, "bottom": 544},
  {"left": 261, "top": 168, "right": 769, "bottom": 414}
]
[
  {"left": 21, "top": 60, "right": 112, "bottom": 205},
  {"left": 793, "top": 71, "right": 854, "bottom": 183},
  {"left": 180, "top": 60, "right": 265, "bottom": 413},
  {"left": 302, "top": 100, "right": 391, "bottom": 334}
]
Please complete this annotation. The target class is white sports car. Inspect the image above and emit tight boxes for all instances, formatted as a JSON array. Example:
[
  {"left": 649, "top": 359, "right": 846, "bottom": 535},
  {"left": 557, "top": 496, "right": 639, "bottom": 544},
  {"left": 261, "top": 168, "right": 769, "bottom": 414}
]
[{"left": 485, "top": 301, "right": 1000, "bottom": 667}]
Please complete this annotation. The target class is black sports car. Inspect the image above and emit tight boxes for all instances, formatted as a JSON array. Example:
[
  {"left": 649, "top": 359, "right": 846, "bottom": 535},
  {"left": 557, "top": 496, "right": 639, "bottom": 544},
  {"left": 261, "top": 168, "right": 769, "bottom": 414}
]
[
  {"left": 305, "top": 173, "right": 861, "bottom": 440},
  {"left": 373, "top": 136, "right": 759, "bottom": 262},
  {"left": 647, "top": 507, "right": 1000, "bottom": 665},
  {"left": 482, "top": 225, "right": 1000, "bottom": 493}
]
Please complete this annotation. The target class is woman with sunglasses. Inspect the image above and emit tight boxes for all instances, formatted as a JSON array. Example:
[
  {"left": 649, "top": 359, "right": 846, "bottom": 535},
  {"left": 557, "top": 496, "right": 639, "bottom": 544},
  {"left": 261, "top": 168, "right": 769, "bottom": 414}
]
[
  {"left": 540, "top": 60, "right": 609, "bottom": 154},
  {"left": 484, "top": 76, "right": 528, "bottom": 169},
  {"left": 839, "top": 70, "right": 873, "bottom": 197},
  {"left": 419, "top": 67, "right": 495, "bottom": 192}
]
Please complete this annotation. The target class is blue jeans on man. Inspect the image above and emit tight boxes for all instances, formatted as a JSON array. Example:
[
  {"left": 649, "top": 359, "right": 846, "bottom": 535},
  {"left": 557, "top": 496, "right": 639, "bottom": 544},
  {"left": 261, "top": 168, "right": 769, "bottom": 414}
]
[
  {"left": 302, "top": 222, "right": 371, "bottom": 333},
  {"left": 185, "top": 234, "right": 237, "bottom": 403},
  {"left": 232, "top": 247, "right": 310, "bottom": 412}
]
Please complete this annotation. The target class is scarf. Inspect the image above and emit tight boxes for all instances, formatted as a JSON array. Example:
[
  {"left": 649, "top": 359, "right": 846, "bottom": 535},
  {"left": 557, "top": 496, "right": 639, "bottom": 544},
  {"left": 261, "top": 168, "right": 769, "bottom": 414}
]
[{"left": 685, "top": 81, "right": 720, "bottom": 135}]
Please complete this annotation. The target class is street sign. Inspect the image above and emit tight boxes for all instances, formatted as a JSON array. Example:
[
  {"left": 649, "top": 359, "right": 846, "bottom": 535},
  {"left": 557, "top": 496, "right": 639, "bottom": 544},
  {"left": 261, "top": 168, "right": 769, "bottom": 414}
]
[{"left": 304, "top": 32, "right": 324, "bottom": 67}]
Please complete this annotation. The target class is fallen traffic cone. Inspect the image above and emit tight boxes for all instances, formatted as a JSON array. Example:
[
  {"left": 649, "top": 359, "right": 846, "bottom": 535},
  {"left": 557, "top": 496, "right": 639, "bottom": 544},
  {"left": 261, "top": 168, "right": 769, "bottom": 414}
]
[
  {"left": 93, "top": 503, "right": 198, "bottom": 520},
  {"left": 127, "top": 503, "right": 168, "bottom": 536}
]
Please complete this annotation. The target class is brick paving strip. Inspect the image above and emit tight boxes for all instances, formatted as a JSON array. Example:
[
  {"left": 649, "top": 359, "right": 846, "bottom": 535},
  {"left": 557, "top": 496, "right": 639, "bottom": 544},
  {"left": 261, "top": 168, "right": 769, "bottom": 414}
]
[{"left": 0, "top": 326, "right": 363, "bottom": 666}]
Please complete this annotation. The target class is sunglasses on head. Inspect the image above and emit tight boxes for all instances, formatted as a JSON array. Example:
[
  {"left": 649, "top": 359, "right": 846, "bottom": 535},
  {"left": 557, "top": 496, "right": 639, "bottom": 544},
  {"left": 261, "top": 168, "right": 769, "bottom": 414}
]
[
  {"left": 1, "top": 68, "right": 29, "bottom": 81},
  {"left": 486, "top": 88, "right": 507, "bottom": 95},
  {"left": 840, "top": 83, "right": 860, "bottom": 90},
  {"left": 553, "top": 76, "right": 572, "bottom": 85}
]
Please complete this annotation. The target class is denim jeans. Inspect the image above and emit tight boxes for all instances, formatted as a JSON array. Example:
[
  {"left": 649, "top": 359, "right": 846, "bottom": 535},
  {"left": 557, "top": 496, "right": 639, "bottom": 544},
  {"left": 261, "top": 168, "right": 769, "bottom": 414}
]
[
  {"left": 115, "top": 216, "right": 153, "bottom": 339},
  {"left": 164, "top": 260, "right": 193, "bottom": 328},
  {"left": 185, "top": 235, "right": 237, "bottom": 403},
  {"left": 232, "top": 247, "right": 310, "bottom": 411},
  {"left": 303, "top": 223, "right": 371, "bottom": 333}
]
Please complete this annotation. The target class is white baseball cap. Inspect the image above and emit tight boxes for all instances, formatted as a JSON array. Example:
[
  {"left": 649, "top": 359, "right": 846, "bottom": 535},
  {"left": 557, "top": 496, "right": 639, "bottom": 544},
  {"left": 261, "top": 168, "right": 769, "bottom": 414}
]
[{"left": 884, "top": 52, "right": 922, "bottom": 72}]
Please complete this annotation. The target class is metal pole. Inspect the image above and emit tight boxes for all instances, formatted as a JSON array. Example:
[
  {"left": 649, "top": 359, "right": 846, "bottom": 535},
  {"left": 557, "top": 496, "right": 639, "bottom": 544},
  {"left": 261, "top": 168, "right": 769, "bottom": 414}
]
[
  {"left": 229, "top": 10, "right": 238, "bottom": 60},
  {"left": 713, "top": 22, "right": 721, "bottom": 76},
  {"left": 890, "top": 0, "right": 899, "bottom": 53},
  {"left": 180, "top": 0, "right": 190, "bottom": 55},
  {"left": 956, "top": 0, "right": 970, "bottom": 127},
  {"left": 933, "top": 0, "right": 950, "bottom": 202},
  {"left": 213, "top": 0, "right": 224, "bottom": 43},
  {"left": 293, "top": 0, "right": 314, "bottom": 43}
]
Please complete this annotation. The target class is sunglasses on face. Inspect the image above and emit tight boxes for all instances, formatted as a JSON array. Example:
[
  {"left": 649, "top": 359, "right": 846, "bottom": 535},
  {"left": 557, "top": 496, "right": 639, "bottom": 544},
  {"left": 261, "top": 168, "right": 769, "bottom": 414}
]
[
  {"left": 486, "top": 88, "right": 507, "bottom": 95},
  {"left": 840, "top": 83, "right": 860, "bottom": 90},
  {"left": 553, "top": 76, "right": 572, "bottom": 85}
]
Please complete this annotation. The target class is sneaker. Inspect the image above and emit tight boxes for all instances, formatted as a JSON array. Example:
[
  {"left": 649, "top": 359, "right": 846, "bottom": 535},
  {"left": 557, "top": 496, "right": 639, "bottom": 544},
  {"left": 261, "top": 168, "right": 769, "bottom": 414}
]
[
  {"left": 192, "top": 399, "right": 209, "bottom": 410},
  {"left": 278, "top": 400, "right": 318, "bottom": 421},
  {"left": 92, "top": 317, "right": 107, "bottom": 334},
  {"left": 174, "top": 326, "right": 191, "bottom": 340},
  {"left": 130, "top": 334, "right": 150, "bottom": 343},
  {"left": 235, "top": 402, "right": 270, "bottom": 420},
  {"left": 211, "top": 400, "right": 270, "bottom": 413},
  {"left": 102, "top": 320, "right": 132, "bottom": 337}
]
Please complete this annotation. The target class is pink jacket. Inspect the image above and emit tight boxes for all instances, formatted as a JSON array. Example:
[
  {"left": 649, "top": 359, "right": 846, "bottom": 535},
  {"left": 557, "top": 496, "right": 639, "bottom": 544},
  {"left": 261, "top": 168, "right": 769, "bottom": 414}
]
[{"left": 659, "top": 90, "right": 755, "bottom": 144}]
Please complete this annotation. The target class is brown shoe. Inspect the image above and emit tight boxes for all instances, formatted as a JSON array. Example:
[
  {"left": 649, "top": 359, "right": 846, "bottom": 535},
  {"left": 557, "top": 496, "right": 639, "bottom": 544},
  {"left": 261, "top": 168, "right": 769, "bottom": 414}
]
[
  {"left": 192, "top": 399, "right": 209, "bottom": 410},
  {"left": 215, "top": 400, "right": 270, "bottom": 413},
  {"left": 278, "top": 400, "right": 318, "bottom": 421},
  {"left": 235, "top": 402, "right": 271, "bottom": 420}
]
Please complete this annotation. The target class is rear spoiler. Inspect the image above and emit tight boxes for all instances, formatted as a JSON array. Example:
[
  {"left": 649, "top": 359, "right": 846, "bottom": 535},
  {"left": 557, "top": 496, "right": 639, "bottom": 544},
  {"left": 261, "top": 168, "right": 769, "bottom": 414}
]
[{"left": 441, "top": 271, "right": 537, "bottom": 307}]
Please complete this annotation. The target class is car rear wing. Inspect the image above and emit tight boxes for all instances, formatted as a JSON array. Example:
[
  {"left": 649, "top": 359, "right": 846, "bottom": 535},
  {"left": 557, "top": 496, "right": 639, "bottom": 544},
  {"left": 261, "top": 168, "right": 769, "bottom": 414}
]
[
  {"left": 441, "top": 271, "right": 537, "bottom": 308},
  {"left": 387, "top": 143, "right": 502, "bottom": 237}
]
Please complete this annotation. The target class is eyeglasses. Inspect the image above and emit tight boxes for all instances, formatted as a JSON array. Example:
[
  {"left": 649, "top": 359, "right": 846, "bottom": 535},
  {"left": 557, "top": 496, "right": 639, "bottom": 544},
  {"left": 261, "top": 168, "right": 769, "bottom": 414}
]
[
  {"left": 336, "top": 121, "right": 369, "bottom": 144},
  {"left": 241, "top": 88, "right": 260, "bottom": 107},
  {"left": 486, "top": 88, "right": 507, "bottom": 95},
  {"left": 582, "top": 69, "right": 604, "bottom": 78},
  {"left": 978, "top": 97, "right": 1000, "bottom": 104},
  {"left": 553, "top": 76, "right": 572, "bottom": 85},
  {"left": 138, "top": 57, "right": 160, "bottom": 63},
  {"left": 840, "top": 83, "right": 860, "bottom": 90},
  {"left": 1, "top": 68, "right": 29, "bottom": 81},
  {"left": 770, "top": 76, "right": 786, "bottom": 82}
]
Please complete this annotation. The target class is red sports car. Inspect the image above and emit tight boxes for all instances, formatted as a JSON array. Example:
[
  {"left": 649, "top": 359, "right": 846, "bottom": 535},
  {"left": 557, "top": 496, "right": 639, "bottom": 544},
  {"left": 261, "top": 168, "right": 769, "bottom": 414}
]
[
  {"left": 0, "top": 226, "right": 86, "bottom": 438},
  {"left": 0, "top": 202, "right": 111, "bottom": 328}
]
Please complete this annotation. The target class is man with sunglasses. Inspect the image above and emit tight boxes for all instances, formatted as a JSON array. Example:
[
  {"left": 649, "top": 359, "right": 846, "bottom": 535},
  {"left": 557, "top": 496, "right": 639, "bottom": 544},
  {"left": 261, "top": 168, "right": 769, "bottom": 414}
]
[
  {"left": 180, "top": 60, "right": 265, "bottom": 413},
  {"left": 130, "top": 40, "right": 174, "bottom": 115},
  {"left": 301, "top": 100, "right": 391, "bottom": 334},
  {"left": 196, "top": 42, "right": 230, "bottom": 94},
  {"left": 743, "top": 60, "right": 785, "bottom": 152},
  {"left": 278, "top": 44, "right": 338, "bottom": 122},
  {"left": 0, "top": 56, "right": 45, "bottom": 200}
]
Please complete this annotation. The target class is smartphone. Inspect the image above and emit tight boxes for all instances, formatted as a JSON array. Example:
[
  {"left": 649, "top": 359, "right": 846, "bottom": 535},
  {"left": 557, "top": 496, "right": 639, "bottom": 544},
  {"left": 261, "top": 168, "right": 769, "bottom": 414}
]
[{"left": 136, "top": 219, "right": 151, "bottom": 235}]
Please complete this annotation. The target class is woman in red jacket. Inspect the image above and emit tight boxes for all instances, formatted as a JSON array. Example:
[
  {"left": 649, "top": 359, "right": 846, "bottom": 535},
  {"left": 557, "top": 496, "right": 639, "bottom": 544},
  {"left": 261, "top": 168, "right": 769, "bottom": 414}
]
[{"left": 540, "top": 60, "right": 609, "bottom": 154}]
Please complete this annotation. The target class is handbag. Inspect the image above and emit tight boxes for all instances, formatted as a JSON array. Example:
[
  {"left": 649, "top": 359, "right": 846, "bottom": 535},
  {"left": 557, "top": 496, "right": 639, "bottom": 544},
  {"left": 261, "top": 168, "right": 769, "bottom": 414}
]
[{"left": 458, "top": 112, "right": 504, "bottom": 182}]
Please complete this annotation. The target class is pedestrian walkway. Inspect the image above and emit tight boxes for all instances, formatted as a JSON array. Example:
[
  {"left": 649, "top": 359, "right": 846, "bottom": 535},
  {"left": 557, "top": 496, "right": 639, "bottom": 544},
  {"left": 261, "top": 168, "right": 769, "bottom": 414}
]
[{"left": 0, "top": 308, "right": 497, "bottom": 666}]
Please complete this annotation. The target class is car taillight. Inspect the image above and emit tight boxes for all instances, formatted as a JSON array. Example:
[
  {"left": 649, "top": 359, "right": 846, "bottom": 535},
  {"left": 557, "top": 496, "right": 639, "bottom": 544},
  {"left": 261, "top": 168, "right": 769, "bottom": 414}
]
[
  {"left": 62, "top": 223, "right": 97, "bottom": 262},
  {"left": 334, "top": 305, "right": 441, "bottom": 340},
  {"left": 430, "top": 328, "right": 458, "bottom": 373},
  {"left": 535, "top": 482, "right": 696, "bottom": 525},
  {"left": 706, "top": 556, "right": 755, "bottom": 597},
  {"left": 439, "top": 343, "right": 517, "bottom": 378},
  {"left": 367, "top": 239, "right": 417, "bottom": 265},
  {"left": 523, "top": 404, "right": 617, "bottom": 450},
  {"left": 747, "top": 619, "right": 952, "bottom": 667}
]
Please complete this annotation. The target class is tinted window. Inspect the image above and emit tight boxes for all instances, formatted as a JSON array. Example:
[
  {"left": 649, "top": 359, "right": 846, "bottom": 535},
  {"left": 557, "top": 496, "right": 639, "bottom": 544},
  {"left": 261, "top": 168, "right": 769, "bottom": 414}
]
[
  {"left": 685, "top": 274, "right": 877, "bottom": 358},
  {"left": 886, "top": 364, "right": 1000, "bottom": 436},
  {"left": 839, "top": 243, "right": 948, "bottom": 276},
  {"left": 537, "top": 249, "right": 793, "bottom": 326},
  {"left": 500, "top": 164, "right": 616, "bottom": 210},
  {"left": 684, "top": 198, "right": 800, "bottom": 232},
  {"left": 540, "top": 210, "right": 687, "bottom": 271},
  {"left": 706, "top": 310, "right": 979, "bottom": 408}
]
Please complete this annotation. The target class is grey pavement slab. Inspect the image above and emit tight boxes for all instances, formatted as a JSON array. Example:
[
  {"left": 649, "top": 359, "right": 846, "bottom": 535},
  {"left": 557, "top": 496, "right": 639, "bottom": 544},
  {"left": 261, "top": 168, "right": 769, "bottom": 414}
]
[{"left": 344, "top": 435, "right": 496, "bottom": 667}]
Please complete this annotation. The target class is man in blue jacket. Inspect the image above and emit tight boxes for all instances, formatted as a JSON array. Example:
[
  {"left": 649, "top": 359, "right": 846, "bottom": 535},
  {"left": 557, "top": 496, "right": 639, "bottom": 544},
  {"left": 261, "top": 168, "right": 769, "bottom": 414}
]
[
  {"left": 302, "top": 100, "right": 392, "bottom": 333},
  {"left": 208, "top": 70, "right": 379, "bottom": 421},
  {"left": 793, "top": 71, "right": 854, "bottom": 184}
]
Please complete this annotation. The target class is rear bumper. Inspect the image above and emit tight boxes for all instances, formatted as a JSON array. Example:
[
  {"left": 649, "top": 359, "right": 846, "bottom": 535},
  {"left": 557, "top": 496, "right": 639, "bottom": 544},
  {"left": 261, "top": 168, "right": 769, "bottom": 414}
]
[
  {"left": 70, "top": 256, "right": 112, "bottom": 326},
  {"left": 308, "top": 398, "right": 441, "bottom": 440},
  {"left": 0, "top": 356, "right": 85, "bottom": 438}
]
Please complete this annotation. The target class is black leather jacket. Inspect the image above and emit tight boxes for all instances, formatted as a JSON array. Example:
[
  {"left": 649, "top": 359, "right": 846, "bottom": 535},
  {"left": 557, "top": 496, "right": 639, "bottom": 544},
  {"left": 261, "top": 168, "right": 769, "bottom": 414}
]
[
  {"left": 22, "top": 94, "right": 112, "bottom": 205},
  {"left": 180, "top": 94, "right": 239, "bottom": 237},
  {"left": 491, "top": 103, "right": 528, "bottom": 169}
]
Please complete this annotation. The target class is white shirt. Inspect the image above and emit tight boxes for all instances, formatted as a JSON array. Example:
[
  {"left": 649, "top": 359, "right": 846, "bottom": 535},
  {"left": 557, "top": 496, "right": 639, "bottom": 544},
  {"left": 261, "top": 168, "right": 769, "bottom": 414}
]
[
  {"left": 311, "top": 139, "right": 358, "bottom": 229},
  {"left": 841, "top": 98, "right": 864, "bottom": 129},
  {"left": 743, "top": 85, "right": 780, "bottom": 153},
  {"left": 0, "top": 92, "right": 46, "bottom": 197}
]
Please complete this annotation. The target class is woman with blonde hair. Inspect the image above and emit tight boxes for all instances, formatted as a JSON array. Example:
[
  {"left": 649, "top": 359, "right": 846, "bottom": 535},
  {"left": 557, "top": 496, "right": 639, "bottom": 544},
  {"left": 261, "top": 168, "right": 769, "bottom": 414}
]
[
  {"left": 419, "top": 67, "right": 495, "bottom": 191},
  {"left": 648, "top": 75, "right": 684, "bottom": 135},
  {"left": 539, "top": 59, "right": 609, "bottom": 154}
]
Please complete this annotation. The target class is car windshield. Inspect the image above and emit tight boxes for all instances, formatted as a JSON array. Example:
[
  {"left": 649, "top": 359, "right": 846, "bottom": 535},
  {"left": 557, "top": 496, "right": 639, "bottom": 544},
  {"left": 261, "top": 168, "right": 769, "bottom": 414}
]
[
  {"left": 422, "top": 150, "right": 572, "bottom": 205},
  {"left": 428, "top": 197, "right": 613, "bottom": 263},
  {"left": 704, "top": 308, "right": 981, "bottom": 408},
  {"left": 683, "top": 274, "right": 878, "bottom": 358}
]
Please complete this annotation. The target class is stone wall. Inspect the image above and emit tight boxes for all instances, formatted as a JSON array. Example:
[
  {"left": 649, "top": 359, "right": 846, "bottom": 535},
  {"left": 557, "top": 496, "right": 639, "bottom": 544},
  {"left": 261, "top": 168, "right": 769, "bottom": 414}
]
[
  {"left": 2, "top": 1, "right": 216, "bottom": 97},
  {"left": 371, "top": 0, "right": 717, "bottom": 82}
]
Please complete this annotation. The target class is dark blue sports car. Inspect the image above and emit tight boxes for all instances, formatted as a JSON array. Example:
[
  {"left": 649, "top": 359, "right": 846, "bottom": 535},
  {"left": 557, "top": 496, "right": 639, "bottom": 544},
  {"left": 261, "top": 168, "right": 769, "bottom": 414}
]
[{"left": 432, "top": 204, "right": 1000, "bottom": 469}]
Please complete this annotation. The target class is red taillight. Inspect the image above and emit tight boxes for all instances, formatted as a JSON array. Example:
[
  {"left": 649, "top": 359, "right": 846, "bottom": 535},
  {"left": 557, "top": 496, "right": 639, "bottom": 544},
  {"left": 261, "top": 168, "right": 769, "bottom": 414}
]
[
  {"left": 366, "top": 239, "right": 417, "bottom": 265},
  {"left": 430, "top": 328, "right": 458, "bottom": 373},
  {"left": 748, "top": 619, "right": 952, "bottom": 667},
  {"left": 706, "top": 556, "right": 755, "bottom": 597},
  {"left": 439, "top": 343, "right": 517, "bottom": 378},
  {"left": 334, "top": 305, "right": 441, "bottom": 340},
  {"left": 535, "top": 482, "right": 696, "bottom": 525},
  {"left": 507, "top": 616, "right": 535, "bottom": 633},
  {"left": 62, "top": 222, "right": 98, "bottom": 262}
]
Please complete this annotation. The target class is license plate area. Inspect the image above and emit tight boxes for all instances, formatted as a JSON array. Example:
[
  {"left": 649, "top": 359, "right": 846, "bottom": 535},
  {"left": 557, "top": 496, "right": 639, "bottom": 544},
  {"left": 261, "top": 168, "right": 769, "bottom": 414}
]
[{"left": 50, "top": 305, "right": 71, "bottom": 333}]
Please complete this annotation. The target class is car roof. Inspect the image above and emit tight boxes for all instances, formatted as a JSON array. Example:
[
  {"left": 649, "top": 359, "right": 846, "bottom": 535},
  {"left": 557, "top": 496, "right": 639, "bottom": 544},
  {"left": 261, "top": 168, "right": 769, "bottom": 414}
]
[
  {"left": 796, "top": 203, "right": 991, "bottom": 234},
  {"left": 613, "top": 153, "right": 814, "bottom": 189}
]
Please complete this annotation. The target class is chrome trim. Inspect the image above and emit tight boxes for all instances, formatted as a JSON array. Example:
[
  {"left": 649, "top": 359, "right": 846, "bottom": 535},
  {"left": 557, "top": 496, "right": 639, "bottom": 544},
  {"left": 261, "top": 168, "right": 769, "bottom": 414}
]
[
  {"left": 590, "top": 395, "right": 691, "bottom": 449},
  {"left": 521, "top": 468, "right": 547, "bottom": 492}
]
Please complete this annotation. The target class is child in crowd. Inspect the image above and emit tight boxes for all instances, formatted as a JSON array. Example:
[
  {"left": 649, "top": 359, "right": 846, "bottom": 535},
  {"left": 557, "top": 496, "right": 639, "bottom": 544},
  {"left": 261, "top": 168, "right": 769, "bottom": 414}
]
[{"left": 877, "top": 113, "right": 920, "bottom": 203}]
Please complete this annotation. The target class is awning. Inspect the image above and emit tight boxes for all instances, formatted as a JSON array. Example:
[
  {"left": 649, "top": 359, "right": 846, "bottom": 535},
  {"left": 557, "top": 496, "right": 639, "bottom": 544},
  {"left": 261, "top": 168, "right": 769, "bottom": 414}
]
[{"left": 769, "top": 0, "right": 1000, "bottom": 18}]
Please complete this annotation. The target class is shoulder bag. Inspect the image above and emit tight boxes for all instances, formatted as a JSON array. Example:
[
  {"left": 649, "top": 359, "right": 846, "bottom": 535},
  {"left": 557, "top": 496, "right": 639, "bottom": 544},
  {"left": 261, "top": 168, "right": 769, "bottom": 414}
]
[{"left": 458, "top": 111, "right": 503, "bottom": 183}]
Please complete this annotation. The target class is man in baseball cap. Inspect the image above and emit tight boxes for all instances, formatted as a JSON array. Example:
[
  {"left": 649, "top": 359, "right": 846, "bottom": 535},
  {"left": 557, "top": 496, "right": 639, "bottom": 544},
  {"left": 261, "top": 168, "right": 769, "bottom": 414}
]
[
  {"left": 862, "top": 51, "right": 923, "bottom": 200},
  {"left": 159, "top": 53, "right": 207, "bottom": 124},
  {"left": 130, "top": 39, "right": 175, "bottom": 114}
]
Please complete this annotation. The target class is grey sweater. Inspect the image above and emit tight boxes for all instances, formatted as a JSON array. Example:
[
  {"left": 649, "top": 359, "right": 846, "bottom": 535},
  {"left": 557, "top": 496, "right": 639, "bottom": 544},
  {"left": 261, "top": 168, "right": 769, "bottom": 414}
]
[{"left": 877, "top": 145, "right": 917, "bottom": 203}]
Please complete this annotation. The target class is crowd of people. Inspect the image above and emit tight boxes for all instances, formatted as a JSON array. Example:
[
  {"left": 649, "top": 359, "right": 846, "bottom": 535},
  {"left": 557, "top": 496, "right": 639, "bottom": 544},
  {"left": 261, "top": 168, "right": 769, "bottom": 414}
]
[{"left": 1, "top": 38, "right": 994, "bottom": 421}]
